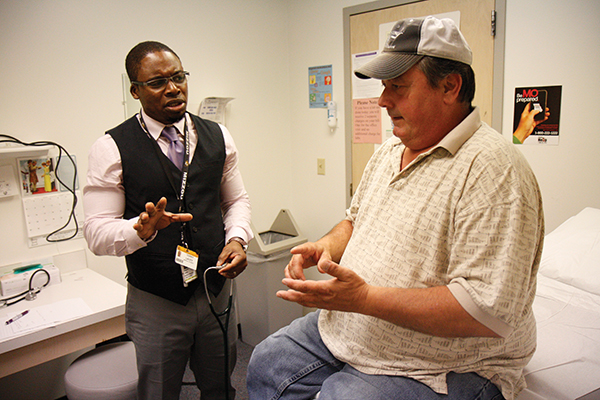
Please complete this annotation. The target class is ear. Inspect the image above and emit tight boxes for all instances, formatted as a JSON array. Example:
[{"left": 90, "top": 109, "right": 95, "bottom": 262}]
[
  {"left": 130, "top": 84, "right": 140, "bottom": 100},
  {"left": 441, "top": 73, "right": 462, "bottom": 104}
]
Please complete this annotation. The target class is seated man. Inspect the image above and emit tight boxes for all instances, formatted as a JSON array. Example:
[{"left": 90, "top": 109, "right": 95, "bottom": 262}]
[{"left": 247, "top": 16, "right": 543, "bottom": 400}]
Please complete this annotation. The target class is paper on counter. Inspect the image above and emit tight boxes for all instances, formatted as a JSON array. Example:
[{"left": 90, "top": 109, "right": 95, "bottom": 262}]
[{"left": 1, "top": 298, "right": 92, "bottom": 341}]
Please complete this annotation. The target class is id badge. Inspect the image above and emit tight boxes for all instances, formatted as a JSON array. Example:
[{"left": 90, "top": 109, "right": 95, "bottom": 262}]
[
  {"left": 180, "top": 265, "right": 197, "bottom": 286},
  {"left": 175, "top": 245, "right": 198, "bottom": 285}
]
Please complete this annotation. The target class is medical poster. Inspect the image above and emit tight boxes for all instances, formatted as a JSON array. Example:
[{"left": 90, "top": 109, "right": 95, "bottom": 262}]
[
  {"left": 513, "top": 85, "right": 562, "bottom": 145},
  {"left": 309, "top": 65, "right": 332, "bottom": 108}
]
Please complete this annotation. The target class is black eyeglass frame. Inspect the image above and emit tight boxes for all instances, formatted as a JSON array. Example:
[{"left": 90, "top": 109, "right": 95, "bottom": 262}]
[{"left": 131, "top": 71, "right": 190, "bottom": 89}]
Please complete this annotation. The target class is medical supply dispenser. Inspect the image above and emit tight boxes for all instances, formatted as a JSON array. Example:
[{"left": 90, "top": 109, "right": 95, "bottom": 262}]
[{"left": 237, "top": 209, "right": 306, "bottom": 346}]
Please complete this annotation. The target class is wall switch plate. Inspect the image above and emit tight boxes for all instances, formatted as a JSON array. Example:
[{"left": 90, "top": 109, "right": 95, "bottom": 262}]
[{"left": 317, "top": 158, "right": 325, "bottom": 175}]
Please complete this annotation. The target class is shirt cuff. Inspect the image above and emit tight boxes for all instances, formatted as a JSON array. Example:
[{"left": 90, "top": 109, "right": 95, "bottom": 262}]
[
  {"left": 226, "top": 227, "right": 250, "bottom": 244},
  {"left": 125, "top": 217, "right": 152, "bottom": 250},
  {"left": 447, "top": 281, "right": 514, "bottom": 338}
]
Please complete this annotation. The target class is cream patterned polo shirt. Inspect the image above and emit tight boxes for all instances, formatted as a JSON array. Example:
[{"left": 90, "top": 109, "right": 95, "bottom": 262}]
[{"left": 318, "top": 108, "right": 544, "bottom": 400}]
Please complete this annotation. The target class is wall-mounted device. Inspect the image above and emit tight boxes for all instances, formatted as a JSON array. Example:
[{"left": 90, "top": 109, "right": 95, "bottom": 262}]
[
  {"left": 327, "top": 101, "right": 337, "bottom": 131},
  {"left": 0, "top": 165, "right": 18, "bottom": 198}
]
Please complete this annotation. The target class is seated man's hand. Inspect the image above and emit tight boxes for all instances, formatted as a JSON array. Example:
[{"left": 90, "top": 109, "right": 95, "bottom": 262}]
[
  {"left": 278, "top": 259, "right": 369, "bottom": 313},
  {"left": 285, "top": 242, "right": 332, "bottom": 282}
]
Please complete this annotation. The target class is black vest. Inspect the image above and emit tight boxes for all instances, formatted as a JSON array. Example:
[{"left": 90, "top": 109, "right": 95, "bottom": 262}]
[{"left": 108, "top": 113, "right": 226, "bottom": 305}]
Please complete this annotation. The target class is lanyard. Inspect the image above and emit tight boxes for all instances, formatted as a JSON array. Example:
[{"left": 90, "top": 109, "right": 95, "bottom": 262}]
[{"left": 138, "top": 112, "right": 191, "bottom": 246}]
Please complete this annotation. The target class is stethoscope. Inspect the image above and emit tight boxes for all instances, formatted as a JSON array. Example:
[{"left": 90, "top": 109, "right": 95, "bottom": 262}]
[
  {"left": 0, "top": 268, "right": 50, "bottom": 308},
  {"left": 203, "top": 265, "right": 234, "bottom": 400}
]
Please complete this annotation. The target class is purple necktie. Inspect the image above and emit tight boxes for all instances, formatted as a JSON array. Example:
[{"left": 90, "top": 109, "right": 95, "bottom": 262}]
[{"left": 161, "top": 126, "right": 184, "bottom": 170}]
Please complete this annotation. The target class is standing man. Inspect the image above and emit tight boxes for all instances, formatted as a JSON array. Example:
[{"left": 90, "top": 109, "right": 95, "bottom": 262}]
[
  {"left": 247, "top": 17, "right": 543, "bottom": 400},
  {"left": 84, "top": 41, "right": 252, "bottom": 400}
]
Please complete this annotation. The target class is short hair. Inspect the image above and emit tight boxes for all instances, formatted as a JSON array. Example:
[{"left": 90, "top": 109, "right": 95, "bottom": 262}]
[
  {"left": 417, "top": 56, "right": 475, "bottom": 106},
  {"left": 125, "top": 41, "right": 180, "bottom": 81}
]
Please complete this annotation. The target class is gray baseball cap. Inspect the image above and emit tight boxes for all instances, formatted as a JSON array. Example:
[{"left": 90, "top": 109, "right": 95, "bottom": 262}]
[{"left": 355, "top": 16, "right": 472, "bottom": 80}]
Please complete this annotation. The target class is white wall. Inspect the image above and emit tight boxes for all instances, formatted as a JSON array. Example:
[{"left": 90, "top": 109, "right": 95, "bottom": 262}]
[
  {"left": 502, "top": 0, "right": 600, "bottom": 233},
  {"left": 287, "top": 0, "right": 600, "bottom": 240}
]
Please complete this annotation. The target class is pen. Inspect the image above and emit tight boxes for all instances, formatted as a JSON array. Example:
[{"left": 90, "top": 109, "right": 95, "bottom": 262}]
[{"left": 5, "top": 310, "right": 29, "bottom": 325}]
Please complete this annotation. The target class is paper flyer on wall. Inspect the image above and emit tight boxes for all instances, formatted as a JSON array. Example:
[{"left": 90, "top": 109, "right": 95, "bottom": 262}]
[
  {"left": 513, "top": 85, "right": 562, "bottom": 145},
  {"left": 353, "top": 98, "right": 382, "bottom": 144},
  {"left": 352, "top": 51, "right": 381, "bottom": 99}
]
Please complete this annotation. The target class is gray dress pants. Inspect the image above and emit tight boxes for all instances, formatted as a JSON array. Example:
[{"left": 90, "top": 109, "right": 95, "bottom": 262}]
[{"left": 126, "top": 282, "right": 237, "bottom": 400}]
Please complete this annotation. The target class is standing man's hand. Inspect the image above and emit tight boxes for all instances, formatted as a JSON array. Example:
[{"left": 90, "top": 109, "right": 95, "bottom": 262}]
[
  {"left": 217, "top": 239, "right": 247, "bottom": 279},
  {"left": 133, "top": 197, "right": 193, "bottom": 240}
]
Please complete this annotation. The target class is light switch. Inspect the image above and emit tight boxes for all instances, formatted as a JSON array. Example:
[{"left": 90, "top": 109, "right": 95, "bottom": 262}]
[{"left": 317, "top": 158, "right": 325, "bottom": 175}]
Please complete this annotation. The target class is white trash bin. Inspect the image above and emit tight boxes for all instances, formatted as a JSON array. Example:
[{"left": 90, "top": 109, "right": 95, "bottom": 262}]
[{"left": 236, "top": 209, "right": 307, "bottom": 346}]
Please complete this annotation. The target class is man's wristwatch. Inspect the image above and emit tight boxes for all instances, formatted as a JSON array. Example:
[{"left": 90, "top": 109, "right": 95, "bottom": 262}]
[{"left": 227, "top": 237, "right": 248, "bottom": 252}]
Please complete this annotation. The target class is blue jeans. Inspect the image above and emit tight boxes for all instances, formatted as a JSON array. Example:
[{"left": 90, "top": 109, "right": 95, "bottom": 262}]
[{"left": 247, "top": 311, "right": 504, "bottom": 400}]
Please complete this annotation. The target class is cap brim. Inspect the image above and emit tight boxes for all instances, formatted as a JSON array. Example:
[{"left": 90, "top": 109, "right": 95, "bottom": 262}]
[{"left": 354, "top": 53, "right": 424, "bottom": 80}]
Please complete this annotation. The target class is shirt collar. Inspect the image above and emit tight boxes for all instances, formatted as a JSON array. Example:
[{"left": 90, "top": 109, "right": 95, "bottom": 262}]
[
  {"left": 389, "top": 106, "right": 482, "bottom": 154},
  {"left": 388, "top": 107, "right": 482, "bottom": 176},
  {"left": 435, "top": 106, "right": 482, "bottom": 155},
  {"left": 138, "top": 109, "right": 187, "bottom": 140}
]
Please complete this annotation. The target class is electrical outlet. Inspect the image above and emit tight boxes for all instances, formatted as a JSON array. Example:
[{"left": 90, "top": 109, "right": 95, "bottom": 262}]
[{"left": 317, "top": 158, "right": 325, "bottom": 175}]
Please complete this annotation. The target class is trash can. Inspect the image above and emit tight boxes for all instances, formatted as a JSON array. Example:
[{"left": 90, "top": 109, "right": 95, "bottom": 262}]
[{"left": 236, "top": 209, "right": 307, "bottom": 346}]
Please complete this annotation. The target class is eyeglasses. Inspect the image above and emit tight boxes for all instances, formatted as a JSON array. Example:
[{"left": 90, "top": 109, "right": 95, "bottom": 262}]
[{"left": 131, "top": 71, "right": 189, "bottom": 89}]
